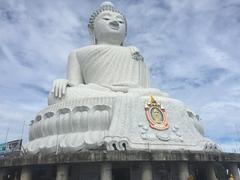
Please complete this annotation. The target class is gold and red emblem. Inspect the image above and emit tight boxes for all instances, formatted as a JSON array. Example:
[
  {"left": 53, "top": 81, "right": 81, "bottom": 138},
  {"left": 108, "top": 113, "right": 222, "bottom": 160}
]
[{"left": 145, "top": 96, "right": 169, "bottom": 130}]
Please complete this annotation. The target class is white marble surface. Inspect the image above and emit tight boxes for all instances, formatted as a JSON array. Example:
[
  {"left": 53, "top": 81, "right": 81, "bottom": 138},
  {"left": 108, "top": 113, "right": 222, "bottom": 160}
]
[
  {"left": 26, "top": 1, "right": 219, "bottom": 154},
  {"left": 27, "top": 91, "right": 219, "bottom": 153}
]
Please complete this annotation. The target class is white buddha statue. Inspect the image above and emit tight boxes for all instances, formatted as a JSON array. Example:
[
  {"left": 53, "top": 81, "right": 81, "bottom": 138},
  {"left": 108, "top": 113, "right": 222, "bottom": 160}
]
[
  {"left": 26, "top": 2, "right": 219, "bottom": 154},
  {"left": 48, "top": 1, "right": 168, "bottom": 105}
]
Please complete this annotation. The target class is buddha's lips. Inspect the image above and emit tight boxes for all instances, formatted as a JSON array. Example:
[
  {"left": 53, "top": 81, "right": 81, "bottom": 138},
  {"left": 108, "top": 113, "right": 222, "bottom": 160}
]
[{"left": 109, "top": 21, "right": 119, "bottom": 30}]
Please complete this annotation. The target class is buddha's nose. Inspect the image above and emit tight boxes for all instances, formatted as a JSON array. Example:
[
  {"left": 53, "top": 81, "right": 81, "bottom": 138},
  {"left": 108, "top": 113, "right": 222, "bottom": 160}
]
[{"left": 109, "top": 21, "right": 119, "bottom": 29}]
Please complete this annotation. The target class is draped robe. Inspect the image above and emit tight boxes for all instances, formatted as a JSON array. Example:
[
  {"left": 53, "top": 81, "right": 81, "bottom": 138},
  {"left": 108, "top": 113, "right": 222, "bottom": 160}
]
[
  {"left": 77, "top": 45, "right": 150, "bottom": 88},
  {"left": 48, "top": 45, "right": 154, "bottom": 105}
]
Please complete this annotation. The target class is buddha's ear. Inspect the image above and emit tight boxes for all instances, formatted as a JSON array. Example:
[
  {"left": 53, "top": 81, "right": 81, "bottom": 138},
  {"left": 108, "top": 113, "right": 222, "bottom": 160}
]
[
  {"left": 88, "top": 28, "right": 96, "bottom": 45},
  {"left": 94, "top": 37, "right": 98, "bottom": 44},
  {"left": 92, "top": 30, "right": 98, "bottom": 44}
]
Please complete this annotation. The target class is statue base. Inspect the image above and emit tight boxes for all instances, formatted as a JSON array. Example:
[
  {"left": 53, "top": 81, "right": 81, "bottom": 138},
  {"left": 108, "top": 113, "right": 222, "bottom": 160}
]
[{"left": 26, "top": 89, "right": 220, "bottom": 154}]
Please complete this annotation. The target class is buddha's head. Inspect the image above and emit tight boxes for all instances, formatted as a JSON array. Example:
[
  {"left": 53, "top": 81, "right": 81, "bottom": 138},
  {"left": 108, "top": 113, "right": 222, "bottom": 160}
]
[{"left": 88, "top": 1, "right": 127, "bottom": 45}]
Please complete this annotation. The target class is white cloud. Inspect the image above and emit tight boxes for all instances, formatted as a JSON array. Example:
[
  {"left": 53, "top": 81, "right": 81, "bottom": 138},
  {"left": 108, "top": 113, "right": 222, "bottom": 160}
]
[{"left": 220, "top": 141, "right": 240, "bottom": 153}]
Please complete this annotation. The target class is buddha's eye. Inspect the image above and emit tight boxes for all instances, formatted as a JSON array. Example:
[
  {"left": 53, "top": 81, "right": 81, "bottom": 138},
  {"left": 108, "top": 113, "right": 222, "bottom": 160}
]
[
  {"left": 118, "top": 20, "right": 124, "bottom": 24},
  {"left": 102, "top": 17, "right": 110, "bottom": 21}
]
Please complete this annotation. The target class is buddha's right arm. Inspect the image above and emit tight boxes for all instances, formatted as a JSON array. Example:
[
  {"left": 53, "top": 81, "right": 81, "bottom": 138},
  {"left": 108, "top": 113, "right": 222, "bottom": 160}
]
[
  {"left": 67, "top": 50, "right": 83, "bottom": 86},
  {"left": 52, "top": 50, "right": 83, "bottom": 98}
]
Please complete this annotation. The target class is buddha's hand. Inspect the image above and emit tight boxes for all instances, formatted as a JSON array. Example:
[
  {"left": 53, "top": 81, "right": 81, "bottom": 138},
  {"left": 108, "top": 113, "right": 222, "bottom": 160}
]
[{"left": 52, "top": 79, "right": 69, "bottom": 98}]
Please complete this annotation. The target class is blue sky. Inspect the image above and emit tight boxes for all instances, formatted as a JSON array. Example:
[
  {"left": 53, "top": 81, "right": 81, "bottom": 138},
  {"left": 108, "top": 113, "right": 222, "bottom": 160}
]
[{"left": 0, "top": 0, "right": 240, "bottom": 152}]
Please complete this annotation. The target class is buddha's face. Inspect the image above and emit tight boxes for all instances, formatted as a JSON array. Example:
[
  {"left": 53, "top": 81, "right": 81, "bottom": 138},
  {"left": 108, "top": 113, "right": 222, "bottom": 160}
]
[{"left": 93, "top": 11, "right": 126, "bottom": 45}]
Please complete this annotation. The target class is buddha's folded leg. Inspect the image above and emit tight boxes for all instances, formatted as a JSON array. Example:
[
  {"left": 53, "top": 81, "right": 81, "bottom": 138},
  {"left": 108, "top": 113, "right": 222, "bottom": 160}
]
[
  {"left": 48, "top": 83, "right": 123, "bottom": 105},
  {"left": 127, "top": 88, "right": 169, "bottom": 97}
]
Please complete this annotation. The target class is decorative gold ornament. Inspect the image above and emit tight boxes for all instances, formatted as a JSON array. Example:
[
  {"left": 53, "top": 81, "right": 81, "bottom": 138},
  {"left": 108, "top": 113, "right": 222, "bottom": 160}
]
[
  {"left": 145, "top": 96, "right": 169, "bottom": 130},
  {"left": 187, "top": 175, "right": 194, "bottom": 180},
  {"left": 229, "top": 174, "right": 234, "bottom": 180}
]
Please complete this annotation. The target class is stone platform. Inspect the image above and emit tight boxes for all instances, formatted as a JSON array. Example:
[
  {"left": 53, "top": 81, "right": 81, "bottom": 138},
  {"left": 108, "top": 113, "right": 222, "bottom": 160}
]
[
  {"left": 0, "top": 150, "right": 240, "bottom": 180},
  {"left": 27, "top": 94, "right": 216, "bottom": 154}
]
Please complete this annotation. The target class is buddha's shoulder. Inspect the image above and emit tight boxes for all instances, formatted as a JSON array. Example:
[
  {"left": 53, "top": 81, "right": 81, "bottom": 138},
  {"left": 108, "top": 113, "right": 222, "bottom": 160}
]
[
  {"left": 69, "top": 45, "right": 97, "bottom": 54},
  {"left": 69, "top": 45, "right": 141, "bottom": 56},
  {"left": 126, "top": 45, "right": 140, "bottom": 53}
]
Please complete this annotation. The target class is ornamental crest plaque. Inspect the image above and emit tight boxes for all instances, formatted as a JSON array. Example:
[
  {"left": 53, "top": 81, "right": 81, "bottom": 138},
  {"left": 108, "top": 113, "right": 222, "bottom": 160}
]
[{"left": 145, "top": 96, "right": 169, "bottom": 130}]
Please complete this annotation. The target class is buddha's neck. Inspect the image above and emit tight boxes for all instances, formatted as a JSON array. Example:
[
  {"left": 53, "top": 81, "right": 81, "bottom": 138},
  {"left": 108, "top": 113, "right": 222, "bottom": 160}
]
[{"left": 97, "top": 39, "right": 122, "bottom": 46}]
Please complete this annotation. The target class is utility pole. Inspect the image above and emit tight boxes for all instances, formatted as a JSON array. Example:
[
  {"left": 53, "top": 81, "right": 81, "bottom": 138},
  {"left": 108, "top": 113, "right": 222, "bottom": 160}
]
[{"left": 4, "top": 128, "right": 9, "bottom": 145}]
